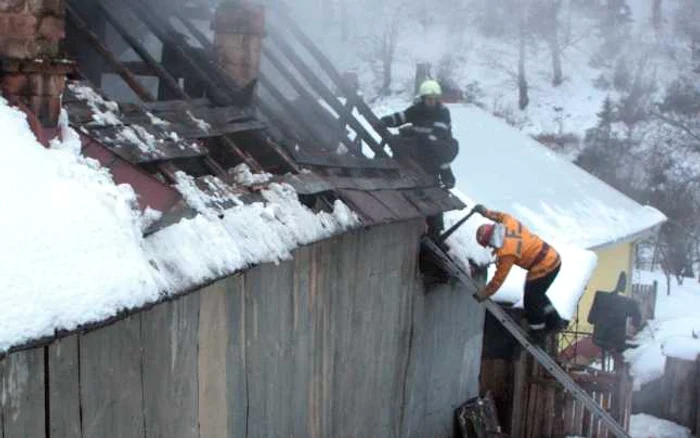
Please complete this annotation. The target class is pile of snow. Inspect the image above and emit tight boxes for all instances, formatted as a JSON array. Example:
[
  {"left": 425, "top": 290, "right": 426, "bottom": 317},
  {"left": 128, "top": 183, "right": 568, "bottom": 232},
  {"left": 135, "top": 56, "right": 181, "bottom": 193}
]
[
  {"left": 0, "top": 98, "right": 360, "bottom": 352},
  {"left": 629, "top": 413, "right": 693, "bottom": 438},
  {"left": 624, "top": 270, "right": 700, "bottom": 389},
  {"left": 445, "top": 190, "right": 597, "bottom": 320}
]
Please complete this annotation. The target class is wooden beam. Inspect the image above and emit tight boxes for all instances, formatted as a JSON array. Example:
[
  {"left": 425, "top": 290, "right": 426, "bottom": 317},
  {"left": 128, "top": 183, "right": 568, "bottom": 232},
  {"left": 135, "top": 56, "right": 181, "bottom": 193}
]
[
  {"left": 130, "top": 0, "right": 295, "bottom": 173},
  {"left": 267, "top": 6, "right": 396, "bottom": 154},
  {"left": 170, "top": 8, "right": 307, "bottom": 172},
  {"left": 96, "top": 0, "right": 189, "bottom": 101},
  {"left": 102, "top": 61, "right": 159, "bottom": 77},
  {"left": 260, "top": 44, "right": 358, "bottom": 154},
  {"left": 98, "top": 0, "right": 265, "bottom": 172},
  {"left": 292, "top": 151, "right": 399, "bottom": 170},
  {"left": 66, "top": 4, "right": 155, "bottom": 102},
  {"left": 121, "top": 0, "right": 235, "bottom": 106},
  {"left": 265, "top": 25, "right": 386, "bottom": 157},
  {"left": 256, "top": 73, "right": 338, "bottom": 153}
]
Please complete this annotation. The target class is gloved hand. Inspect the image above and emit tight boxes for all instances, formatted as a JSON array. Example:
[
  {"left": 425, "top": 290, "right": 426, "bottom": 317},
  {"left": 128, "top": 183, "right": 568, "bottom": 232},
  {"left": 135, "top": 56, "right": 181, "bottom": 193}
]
[
  {"left": 373, "top": 116, "right": 390, "bottom": 131},
  {"left": 473, "top": 204, "right": 487, "bottom": 215},
  {"left": 472, "top": 289, "right": 489, "bottom": 303}
]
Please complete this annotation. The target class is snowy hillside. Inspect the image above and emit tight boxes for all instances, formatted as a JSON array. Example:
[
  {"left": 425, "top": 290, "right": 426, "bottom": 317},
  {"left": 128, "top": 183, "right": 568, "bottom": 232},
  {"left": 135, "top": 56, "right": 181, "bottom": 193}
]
[{"left": 290, "top": 0, "right": 697, "bottom": 157}]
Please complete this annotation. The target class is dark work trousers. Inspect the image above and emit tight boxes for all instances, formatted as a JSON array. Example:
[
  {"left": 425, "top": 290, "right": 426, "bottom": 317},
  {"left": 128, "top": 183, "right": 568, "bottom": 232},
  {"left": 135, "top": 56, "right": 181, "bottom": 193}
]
[
  {"left": 392, "top": 134, "right": 459, "bottom": 174},
  {"left": 523, "top": 263, "right": 562, "bottom": 332},
  {"left": 426, "top": 214, "right": 444, "bottom": 240}
]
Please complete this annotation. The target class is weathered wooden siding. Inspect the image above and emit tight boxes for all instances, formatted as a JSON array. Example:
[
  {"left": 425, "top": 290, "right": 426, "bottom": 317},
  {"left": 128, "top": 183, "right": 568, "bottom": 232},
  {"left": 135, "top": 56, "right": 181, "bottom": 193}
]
[
  {"left": 634, "top": 356, "right": 700, "bottom": 435},
  {"left": 0, "top": 220, "right": 484, "bottom": 438},
  {"left": 2, "top": 348, "right": 45, "bottom": 438}
]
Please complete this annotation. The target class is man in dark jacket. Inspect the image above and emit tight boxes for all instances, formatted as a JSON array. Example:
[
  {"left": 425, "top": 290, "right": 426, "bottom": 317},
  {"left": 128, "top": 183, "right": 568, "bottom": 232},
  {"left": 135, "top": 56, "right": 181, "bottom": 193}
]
[{"left": 377, "top": 80, "right": 459, "bottom": 188}]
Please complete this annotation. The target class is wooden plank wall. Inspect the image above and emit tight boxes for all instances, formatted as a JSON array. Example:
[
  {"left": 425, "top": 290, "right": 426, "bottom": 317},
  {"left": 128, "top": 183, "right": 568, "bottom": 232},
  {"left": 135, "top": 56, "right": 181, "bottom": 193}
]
[
  {"left": 0, "top": 219, "right": 485, "bottom": 438},
  {"left": 2, "top": 348, "right": 45, "bottom": 437},
  {"left": 634, "top": 356, "right": 700, "bottom": 435}
]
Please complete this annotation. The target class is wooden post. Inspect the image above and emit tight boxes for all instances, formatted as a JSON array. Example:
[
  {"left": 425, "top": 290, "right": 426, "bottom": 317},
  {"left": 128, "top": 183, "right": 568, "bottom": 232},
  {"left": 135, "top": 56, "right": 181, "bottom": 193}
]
[
  {"left": 510, "top": 350, "right": 528, "bottom": 436},
  {"left": 696, "top": 358, "right": 700, "bottom": 436},
  {"left": 663, "top": 357, "right": 698, "bottom": 431}
]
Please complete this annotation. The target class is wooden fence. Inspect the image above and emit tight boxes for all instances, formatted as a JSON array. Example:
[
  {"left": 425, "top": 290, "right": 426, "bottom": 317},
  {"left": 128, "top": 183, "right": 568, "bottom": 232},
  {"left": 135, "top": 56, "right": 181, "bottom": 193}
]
[
  {"left": 630, "top": 281, "right": 658, "bottom": 324},
  {"left": 514, "top": 355, "right": 632, "bottom": 438},
  {"left": 634, "top": 356, "right": 700, "bottom": 435}
]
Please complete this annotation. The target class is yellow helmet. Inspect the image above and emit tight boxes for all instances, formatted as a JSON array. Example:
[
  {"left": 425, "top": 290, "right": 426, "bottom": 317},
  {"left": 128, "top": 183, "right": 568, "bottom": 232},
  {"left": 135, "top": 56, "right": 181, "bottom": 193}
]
[{"left": 418, "top": 79, "right": 442, "bottom": 97}]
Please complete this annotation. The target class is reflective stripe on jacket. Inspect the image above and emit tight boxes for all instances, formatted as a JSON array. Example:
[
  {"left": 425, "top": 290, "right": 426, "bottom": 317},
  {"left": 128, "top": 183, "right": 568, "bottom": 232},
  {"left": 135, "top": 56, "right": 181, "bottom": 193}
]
[{"left": 481, "top": 209, "right": 561, "bottom": 297}]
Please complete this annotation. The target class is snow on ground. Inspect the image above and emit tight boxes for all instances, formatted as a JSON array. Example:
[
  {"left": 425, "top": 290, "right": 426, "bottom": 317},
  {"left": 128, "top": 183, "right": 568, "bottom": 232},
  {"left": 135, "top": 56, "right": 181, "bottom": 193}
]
[
  {"left": 0, "top": 98, "right": 360, "bottom": 352},
  {"left": 568, "top": 414, "right": 692, "bottom": 438},
  {"left": 628, "top": 413, "right": 693, "bottom": 438},
  {"left": 624, "top": 270, "right": 700, "bottom": 389}
]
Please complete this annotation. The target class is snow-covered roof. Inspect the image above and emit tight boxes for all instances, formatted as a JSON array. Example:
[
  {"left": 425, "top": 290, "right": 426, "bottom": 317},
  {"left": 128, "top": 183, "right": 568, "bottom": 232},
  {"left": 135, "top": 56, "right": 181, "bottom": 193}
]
[
  {"left": 0, "top": 99, "right": 363, "bottom": 353},
  {"left": 0, "top": 80, "right": 462, "bottom": 353},
  {"left": 448, "top": 104, "right": 666, "bottom": 250},
  {"left": 434, "top": 105, "right": 664, "bottom": 318}
]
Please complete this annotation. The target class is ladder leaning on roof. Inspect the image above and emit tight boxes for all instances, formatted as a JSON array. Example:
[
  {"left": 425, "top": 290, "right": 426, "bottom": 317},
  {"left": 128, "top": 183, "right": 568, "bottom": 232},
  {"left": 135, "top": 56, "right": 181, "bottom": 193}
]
[{"left": 420, "top": 237, "right": 632, "bottom": 438}]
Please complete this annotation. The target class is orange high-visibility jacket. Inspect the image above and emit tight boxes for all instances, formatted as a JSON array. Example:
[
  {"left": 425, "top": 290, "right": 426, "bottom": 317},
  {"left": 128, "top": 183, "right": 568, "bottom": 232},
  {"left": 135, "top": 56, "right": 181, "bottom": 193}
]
[{"left": 481, "top": 208, "right": 561, "bottom": 298}]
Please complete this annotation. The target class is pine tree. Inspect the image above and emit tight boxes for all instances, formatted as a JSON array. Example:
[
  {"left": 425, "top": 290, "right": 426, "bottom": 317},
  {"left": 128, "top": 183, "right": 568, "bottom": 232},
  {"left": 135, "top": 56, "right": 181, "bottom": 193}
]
[{"left": 576, "top": 97, "right": 625, "bottom": 185}]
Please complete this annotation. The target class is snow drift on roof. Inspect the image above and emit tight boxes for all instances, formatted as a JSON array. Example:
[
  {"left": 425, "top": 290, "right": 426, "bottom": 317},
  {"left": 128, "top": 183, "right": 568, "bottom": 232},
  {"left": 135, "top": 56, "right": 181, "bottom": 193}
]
[
  {"left": 448, "top": 104, "right": 666, "bottom": 249},
  {"left": 0, "top": 99, "right": 359, "bottom": 352}
]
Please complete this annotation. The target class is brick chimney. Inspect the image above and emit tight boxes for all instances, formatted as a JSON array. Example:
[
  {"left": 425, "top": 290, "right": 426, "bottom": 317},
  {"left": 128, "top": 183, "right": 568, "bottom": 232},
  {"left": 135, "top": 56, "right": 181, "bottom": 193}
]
[
  {"left": 213, "top": 1, "right": 265, "bottom": 88},
  {"left": 0, "top": 0, "right": 73, "bottom": 127}
]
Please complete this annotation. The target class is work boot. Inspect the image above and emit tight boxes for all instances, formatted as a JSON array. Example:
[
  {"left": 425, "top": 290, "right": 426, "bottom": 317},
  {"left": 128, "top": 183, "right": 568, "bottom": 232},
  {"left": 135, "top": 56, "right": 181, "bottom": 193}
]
[
  {"left": 528, "top": 328, "right": 547, "bottom": 347},
  {"left": 544, "top": 305, "right": 569, "bottom": 334},
  {"left": 438, "top": 167, "right": 456, "bottom": 188}
]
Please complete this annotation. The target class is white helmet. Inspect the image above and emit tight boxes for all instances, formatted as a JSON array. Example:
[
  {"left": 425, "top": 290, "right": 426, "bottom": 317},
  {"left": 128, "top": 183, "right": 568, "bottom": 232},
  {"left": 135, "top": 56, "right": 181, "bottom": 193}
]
[{"left": 418, "top": 79, "right": 442, "bottom": 97}]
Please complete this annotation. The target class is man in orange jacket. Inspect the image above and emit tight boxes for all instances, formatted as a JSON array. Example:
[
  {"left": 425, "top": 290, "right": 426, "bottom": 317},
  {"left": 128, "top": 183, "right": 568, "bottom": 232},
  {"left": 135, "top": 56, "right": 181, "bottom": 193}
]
[{"left": 472, "top": 204, "right": 567, "bottom": 343}]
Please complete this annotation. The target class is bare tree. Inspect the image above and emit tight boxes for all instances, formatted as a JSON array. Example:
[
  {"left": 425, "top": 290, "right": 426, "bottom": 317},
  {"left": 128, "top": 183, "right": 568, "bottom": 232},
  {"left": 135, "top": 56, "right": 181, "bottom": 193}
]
[
  {"left": 652, "top": 0, "right": 663, "bottom": 30},
  {"left": 547, "top": 0, "right": 564, "bottom": 86},
  {"left": 674, "top": 0, "right": 700, "bottom": 63},
  {"left": 518, "top": 0, "right": 530, "bottom": 109},
  {"left": 378, "top": 12, "right": 401, "bottom": 96}
]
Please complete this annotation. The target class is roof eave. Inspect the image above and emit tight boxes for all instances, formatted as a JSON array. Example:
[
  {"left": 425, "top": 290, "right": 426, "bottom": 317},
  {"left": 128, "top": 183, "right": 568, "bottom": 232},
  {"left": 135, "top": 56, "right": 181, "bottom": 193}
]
[{"left": 586, "top": 221, "right": 666, "bottom": 252}]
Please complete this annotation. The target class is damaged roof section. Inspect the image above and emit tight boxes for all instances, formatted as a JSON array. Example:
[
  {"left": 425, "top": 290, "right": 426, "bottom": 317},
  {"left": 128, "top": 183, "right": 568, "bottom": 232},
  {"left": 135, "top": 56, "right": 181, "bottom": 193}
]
[
  {"left": 0, "top": 0, "right": 466, "bottom": 354},
  {"left": 62, "top": 0, "right": 463, "bottom": 231}
]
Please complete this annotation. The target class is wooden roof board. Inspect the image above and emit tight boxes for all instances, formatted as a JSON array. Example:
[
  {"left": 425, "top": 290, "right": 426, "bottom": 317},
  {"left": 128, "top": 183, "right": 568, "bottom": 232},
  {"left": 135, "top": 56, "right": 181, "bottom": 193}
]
[
  {"left": 64, "top": 83, "right": 208, "bottom": 163},
  {"left": 192, "top": 176, "right": 266, "bottom": 211},
  {"left": 291, "top": 150, "right": 400, "bottom": 170},
  {"left": 276, "top": 173, "right": 437, "bottom": 195},
  {"left": 172, "top": 120, "right": 267, "bottom": 139},
  {"left": 80, "top": 124, "right": 206, "bottom": 164},
  {"left": 337, "top": 189, "right": 398, "bottom": 224},
  {"left": 403, "top": 187, "right": 465, "bottom": 217},
  {"left": 368, "top": 191, "right": 424, "bottom": 221}
]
